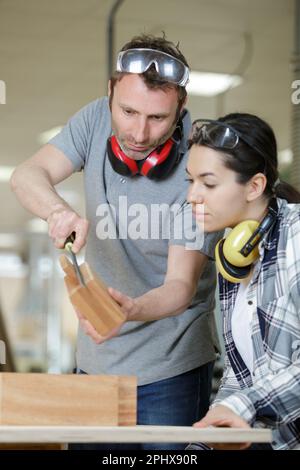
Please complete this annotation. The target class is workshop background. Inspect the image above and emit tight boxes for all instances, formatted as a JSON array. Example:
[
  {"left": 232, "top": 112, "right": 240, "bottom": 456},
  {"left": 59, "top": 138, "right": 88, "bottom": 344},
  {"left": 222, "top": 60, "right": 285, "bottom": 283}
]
[{"left": 0, "top": 0, "right": 298, "bottom": 379}]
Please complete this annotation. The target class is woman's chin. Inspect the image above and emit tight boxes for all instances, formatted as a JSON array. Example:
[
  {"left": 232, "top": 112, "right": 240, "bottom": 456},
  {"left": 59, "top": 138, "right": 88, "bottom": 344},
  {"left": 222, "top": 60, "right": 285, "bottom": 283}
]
[{"left": 196, "top": 218, "right": 221, "bottom": 233}]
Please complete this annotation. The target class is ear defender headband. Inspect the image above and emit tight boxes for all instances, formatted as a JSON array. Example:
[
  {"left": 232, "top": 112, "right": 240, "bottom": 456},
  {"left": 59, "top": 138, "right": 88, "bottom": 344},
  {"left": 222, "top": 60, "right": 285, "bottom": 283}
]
[
  {"left": 215, "top": 203, "right": 277, "bottom": 283},
  {"left": 106, "top": 121, "right": 184, "bottom": 180}
]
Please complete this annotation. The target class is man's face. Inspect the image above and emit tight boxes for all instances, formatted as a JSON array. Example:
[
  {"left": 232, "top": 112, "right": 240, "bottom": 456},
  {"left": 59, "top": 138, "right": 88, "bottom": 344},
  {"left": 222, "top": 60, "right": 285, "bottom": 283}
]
[{"left": 109, "top": 74, "right": 180, "bottom": 160}]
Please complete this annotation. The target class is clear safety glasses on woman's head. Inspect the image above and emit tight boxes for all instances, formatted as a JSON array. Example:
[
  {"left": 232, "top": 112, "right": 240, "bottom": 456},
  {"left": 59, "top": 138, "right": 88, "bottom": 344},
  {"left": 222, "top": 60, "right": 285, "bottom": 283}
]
[
  {"left": 116, "top": 48, "right": 189, "bottom": 87},
  {"left": 191, "top": 118, "right": 266, "bottom": 161}
]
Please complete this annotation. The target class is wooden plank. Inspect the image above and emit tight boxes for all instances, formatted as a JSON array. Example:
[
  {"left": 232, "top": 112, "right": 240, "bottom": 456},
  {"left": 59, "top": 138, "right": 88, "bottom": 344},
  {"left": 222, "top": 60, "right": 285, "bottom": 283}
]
[
  {"left": 118, "top": 376, "right": 137, "bottom": 426},
  {"left": 0, "top": 373, "right": 136, "bottom": 426},
  {"left": 0, "top": 443, "right": 65, "bottom": 450},
  {"left": 59, "top": 255, "right": 126, "bottom": 336},
  {"left": 0, "top": 425, "right": 272, "bottom": 444}
]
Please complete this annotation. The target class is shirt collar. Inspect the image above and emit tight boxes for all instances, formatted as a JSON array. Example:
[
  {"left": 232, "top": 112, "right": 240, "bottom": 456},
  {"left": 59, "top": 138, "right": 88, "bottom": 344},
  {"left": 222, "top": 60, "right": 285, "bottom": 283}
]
[{"left": 259, "top": 197, "right": 283, "bottom": 253}]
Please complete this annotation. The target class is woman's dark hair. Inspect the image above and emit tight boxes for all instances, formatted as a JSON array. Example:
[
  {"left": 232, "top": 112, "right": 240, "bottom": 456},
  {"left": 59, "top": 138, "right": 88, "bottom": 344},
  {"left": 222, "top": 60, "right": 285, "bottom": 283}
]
[
  {"left": 189, "top": 112, "right": 300, "bottom": 203},
  {"left": 110, "top": 33, "right": 188, "bottom": 121}
]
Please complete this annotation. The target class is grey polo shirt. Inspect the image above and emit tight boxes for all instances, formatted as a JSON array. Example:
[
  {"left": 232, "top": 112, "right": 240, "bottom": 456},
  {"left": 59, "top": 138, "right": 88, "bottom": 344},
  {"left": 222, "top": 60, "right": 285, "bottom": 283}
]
[{"left": 49, "top": 97, "right": 221, "bottom": 385}]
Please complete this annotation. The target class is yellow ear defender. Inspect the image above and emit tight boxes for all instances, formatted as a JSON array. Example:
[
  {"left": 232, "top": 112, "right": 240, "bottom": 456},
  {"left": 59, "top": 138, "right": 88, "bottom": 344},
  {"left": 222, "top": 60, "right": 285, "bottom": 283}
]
[{"left": 215, "top": 203, "right": 277, "bottom": 283}]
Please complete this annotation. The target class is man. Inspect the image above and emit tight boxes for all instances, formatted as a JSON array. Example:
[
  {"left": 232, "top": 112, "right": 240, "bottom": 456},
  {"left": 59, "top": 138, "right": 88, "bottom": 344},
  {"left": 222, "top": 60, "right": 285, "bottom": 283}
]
[{"left": 11, "top": 34, "right": 221, "bottom": 450}]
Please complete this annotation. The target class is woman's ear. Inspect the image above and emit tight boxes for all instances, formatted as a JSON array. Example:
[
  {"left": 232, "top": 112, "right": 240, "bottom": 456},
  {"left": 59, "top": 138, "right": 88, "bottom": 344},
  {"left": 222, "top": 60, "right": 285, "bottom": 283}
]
[{"left": 246, "top": 173, "right": 267, "bottom": 202}]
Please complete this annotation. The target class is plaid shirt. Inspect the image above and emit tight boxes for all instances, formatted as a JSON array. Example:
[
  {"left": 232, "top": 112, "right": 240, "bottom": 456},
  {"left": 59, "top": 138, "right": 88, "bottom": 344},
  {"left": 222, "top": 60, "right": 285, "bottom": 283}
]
[{"left": 213, "top": 198, "right": 300, "bottom": 450}]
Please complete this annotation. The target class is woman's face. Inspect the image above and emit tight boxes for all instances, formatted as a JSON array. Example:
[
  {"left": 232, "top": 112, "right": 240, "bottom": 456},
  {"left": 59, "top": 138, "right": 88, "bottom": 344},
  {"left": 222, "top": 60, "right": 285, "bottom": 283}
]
[{"left": 186, "top": 145, "right": 250, "bottom": 232}]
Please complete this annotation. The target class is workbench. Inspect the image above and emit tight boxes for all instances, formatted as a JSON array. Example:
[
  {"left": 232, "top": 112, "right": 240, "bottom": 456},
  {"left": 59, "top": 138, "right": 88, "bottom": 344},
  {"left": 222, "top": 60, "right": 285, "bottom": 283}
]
[{"left": 0, "top": 425, "right": 271, "bottom": 445}]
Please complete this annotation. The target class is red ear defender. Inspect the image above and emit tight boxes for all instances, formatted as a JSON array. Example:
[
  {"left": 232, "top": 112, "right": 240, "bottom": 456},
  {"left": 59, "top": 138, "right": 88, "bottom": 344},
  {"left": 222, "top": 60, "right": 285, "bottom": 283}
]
[
  {"left": 107, "top": 136, "right": 139, "bottom": 176},
  {"left": 106, "top": 132, "right": 183, "bottom": 180},
  {"left": 139, "top": 139, "right": 174, "bottom": 177}
]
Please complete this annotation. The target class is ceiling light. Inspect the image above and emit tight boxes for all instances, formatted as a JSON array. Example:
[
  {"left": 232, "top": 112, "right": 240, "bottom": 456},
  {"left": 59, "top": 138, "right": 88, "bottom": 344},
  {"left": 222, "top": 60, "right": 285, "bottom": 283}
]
[
  {"left": 187, "top": 71, "right": 243, "bottom": 97},
  {"left": 278, "top": 148, "right": 293, "bottom": 166},
  {"left": 0, "top": 166, "right": 15, "bottom": 182}
]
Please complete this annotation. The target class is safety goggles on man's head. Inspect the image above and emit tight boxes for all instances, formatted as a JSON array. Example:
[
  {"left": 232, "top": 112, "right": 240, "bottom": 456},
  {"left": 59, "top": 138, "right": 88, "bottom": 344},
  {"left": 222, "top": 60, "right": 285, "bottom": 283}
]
[
  {"left": 116, "top": 48, "right": 189, "bottom": 87},
  {"left": 191, "top": 118, "right": 266, "bottom": 162}
]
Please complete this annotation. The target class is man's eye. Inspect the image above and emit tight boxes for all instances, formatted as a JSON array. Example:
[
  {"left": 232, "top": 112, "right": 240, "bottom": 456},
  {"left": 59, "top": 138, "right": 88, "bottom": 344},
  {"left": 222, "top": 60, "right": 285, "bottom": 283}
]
[
  {"left": 152, "top": 116, "right": 164, "bottom": 121},
  {"left": 123, "top": 109, "right": 134, "bottom": 115},
  {"left": 205, "top": 184, "right": 216, "bottom": 188},
  {"left": 185, "top": 178, "right": 193, "bottom": 183}
]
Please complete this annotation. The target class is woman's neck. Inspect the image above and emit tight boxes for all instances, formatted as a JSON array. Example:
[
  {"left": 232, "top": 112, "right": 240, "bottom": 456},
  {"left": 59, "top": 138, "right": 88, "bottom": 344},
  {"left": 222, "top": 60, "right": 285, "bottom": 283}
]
[{"left": 241, "top": 198, "right": 270, "bottom": 224}]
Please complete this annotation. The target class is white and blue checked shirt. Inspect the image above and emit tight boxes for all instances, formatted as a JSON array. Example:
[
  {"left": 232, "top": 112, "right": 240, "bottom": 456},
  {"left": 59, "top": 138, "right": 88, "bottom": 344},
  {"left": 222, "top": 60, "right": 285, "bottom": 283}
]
[{"left": 213, "top": 198, "right": 300, "bottom": 450}]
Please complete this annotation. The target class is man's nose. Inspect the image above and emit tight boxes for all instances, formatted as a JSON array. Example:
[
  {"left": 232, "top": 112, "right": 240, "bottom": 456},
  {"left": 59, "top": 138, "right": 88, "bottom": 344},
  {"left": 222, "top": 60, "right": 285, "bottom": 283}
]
[{"left": 133, "top": 118, "right": 149, "bottom": 143}]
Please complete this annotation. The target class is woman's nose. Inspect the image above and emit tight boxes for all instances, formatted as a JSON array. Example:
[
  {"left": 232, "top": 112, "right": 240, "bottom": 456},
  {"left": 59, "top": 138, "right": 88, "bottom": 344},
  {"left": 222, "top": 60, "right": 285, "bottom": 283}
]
[{"left": 187, "top": 185, "right": 204, "bottom": 204}]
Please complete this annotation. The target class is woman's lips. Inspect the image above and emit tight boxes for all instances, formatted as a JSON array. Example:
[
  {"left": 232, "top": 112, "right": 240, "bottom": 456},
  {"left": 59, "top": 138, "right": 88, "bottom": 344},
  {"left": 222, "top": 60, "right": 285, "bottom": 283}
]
[{"left": 192, "top": 209, "right": 209, "bottom": 218}]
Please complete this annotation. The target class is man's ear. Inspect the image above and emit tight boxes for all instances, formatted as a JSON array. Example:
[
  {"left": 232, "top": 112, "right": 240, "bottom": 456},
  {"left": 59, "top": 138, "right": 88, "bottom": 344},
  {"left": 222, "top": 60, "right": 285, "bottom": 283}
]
[
  {"left": 246, "top": 173, "right": 267, "bottom": 202},
  {"left": 108, "top": 80, "right": 112, "bottom": 98},
  {"left": 180, "top": 95, "right": 187, "bottom": 113}
]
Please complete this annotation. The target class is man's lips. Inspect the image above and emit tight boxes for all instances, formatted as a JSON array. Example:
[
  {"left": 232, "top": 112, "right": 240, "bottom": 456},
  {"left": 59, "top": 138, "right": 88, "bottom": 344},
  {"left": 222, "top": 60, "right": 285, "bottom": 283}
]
[{"left": 127, "top": 143, "right": 149, "bottom": 151}]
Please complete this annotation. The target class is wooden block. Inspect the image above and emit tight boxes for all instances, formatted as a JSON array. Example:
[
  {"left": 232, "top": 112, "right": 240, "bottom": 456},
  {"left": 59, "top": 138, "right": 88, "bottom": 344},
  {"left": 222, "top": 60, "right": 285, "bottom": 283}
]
[
  {"left": 80, "top": 263, "right": 126, "bottom": 327},
  {"left": 59, "top": 255, "right": 78, "bottom": 283},
  {"left": 64, "top": 278, "right": 113, "bottom": 336},
  {"left": 0, "top": 373, "right": 137, "bottom": 426},
  {"left": 118, "top": 376, "right": 137, "bottom": 426},
  {"left": 59, "top": 255, "right": 126, "bottom": 336}
]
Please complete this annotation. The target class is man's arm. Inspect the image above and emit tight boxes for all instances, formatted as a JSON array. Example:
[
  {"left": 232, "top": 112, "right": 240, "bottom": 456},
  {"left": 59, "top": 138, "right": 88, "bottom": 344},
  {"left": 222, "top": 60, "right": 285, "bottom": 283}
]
[
  {"left": 79, "top": 245, "right": 209, "bottom": 343},
  {"left": 10, "top": 144, "right": 89, "bottom": 252},
  {"left": 113, "top": 244, "right": 208, "bottom": 322},
  {"left": 11, "top": 144, "right": 74, "bottom": 218}
]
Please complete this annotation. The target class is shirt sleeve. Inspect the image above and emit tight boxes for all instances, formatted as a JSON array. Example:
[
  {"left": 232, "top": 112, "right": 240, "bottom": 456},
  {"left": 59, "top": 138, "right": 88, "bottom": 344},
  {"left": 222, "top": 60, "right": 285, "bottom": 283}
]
[
  {"left": 48, "top": 100, "right": 99, "bottom": 172},
  {"left": 213, "top": 216, "right": 300, "bottom": 426},
  {"left": 211, "top": 353, "right": 241, "bottom": 407}
]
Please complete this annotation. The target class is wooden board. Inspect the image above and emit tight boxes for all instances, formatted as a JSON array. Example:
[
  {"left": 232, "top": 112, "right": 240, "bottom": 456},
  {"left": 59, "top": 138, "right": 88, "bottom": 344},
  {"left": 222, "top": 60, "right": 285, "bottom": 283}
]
[
  {"left": 60, "top": 255, "right": 126, "bottom": 336},
  {"left": 0, "top": 373, "right": 136, "bottom": 426},
  {"left": 0, "top": 425, "right": 271, "bottom": 444},
  {"left": 118, "top": 376, "right": 137, "bottom": 427}
]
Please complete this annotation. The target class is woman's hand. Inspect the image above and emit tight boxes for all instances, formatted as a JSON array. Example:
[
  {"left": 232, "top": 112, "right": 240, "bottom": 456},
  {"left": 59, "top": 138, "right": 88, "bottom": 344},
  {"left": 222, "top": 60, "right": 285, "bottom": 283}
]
[{"left": 193, "top": 404, "right": 251, "bottom": 450}]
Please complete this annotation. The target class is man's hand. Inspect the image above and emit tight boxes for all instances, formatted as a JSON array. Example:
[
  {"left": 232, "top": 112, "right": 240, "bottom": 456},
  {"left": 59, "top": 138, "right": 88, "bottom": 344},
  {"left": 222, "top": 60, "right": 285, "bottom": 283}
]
[
  {"left": 75, "top": 288, "right": 139, "bottom": 344},
  {"left": 47, "top": 206, "right": 89, "bottom": 253},
  {"left": 193, "top": 405, "right": 251, "bottom": 450},
  {"left": 75, "top": 308, "right": 127, "bottom": 344},
  {"left": 108, "top": 287, "right": 141, "bottom": 320}
]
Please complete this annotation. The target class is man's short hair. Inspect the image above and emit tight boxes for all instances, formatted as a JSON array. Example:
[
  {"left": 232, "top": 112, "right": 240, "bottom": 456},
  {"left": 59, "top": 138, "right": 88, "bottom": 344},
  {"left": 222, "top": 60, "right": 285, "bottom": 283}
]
[{"left": 109, "top": 33, "right": 188, "bottom": 111}]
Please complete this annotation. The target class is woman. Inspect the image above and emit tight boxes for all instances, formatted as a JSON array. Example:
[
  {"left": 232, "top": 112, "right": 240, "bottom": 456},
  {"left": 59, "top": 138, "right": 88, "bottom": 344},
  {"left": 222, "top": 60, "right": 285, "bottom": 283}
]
[{"left": 186, "top": 113, "right": 300, "bottom": 450}]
